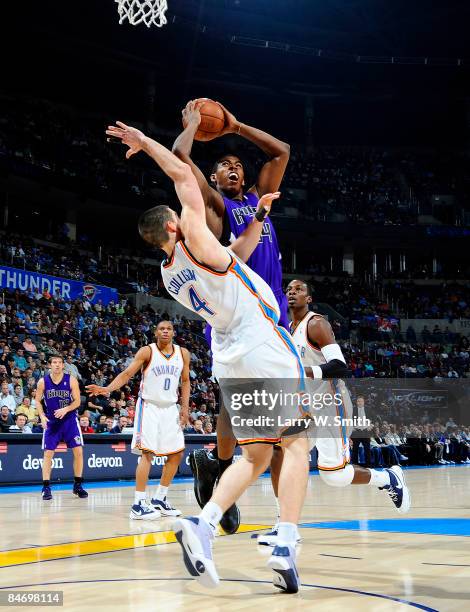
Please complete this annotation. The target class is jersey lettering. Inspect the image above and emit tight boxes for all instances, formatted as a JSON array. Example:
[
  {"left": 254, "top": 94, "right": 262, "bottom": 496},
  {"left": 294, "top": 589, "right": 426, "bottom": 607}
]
[
  {"left": 166, "top": 268, "right": 197, "bottom": 295},
  {"left": 188, "top": 286, "right": 215, "bottom": 315}
]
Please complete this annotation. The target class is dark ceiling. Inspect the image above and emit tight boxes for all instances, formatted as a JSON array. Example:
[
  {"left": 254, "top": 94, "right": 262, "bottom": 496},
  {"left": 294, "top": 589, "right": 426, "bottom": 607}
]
[{"left": 4, "top": 1, "right": 470, "bottom": 144}]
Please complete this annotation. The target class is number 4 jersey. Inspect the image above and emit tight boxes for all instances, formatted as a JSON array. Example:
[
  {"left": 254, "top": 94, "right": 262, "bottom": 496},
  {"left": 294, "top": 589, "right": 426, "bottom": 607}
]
[
  {"left": 139, "top": 343, "right": 183, "bottom": 407},
  {"left": 161, "top": 240, "right": 283, "bottom": 365}
]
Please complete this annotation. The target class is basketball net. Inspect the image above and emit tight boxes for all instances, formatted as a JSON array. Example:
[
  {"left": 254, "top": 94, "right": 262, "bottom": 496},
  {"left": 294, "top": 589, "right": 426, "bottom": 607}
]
[{"left": 115, "top": 0, "right": 168, "bottom": 27}]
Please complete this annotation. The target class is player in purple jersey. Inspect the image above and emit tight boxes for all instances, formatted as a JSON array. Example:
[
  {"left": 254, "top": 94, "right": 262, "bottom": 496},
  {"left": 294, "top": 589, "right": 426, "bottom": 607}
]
[
  {"left": 172, "top": 99, "right": 289, "bottom": 327},
  {"left": 173, "top": 101, "right": 291, "bottom": 529},
  {"left": 35, "top": 356, "right": 87, "bottom": 500}
]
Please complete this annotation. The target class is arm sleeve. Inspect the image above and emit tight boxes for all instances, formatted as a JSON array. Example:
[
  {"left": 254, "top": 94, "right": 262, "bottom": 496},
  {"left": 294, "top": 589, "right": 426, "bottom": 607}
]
[{"left": 311, "top": 343, "right": 350, "bottom": 379}]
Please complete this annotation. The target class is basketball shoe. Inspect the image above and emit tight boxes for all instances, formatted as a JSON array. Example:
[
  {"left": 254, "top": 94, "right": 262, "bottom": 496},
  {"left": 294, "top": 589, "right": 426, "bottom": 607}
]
[
  {"left": 151, "top": 497, "right": 181, "bottom": 517},
  {"left": 41, "top": 485, "right": 52, "bottom": 501},
  {"left": 267, "top": 543, "right": 300, "bottom": 593},
  {"left": 173, "top": 516, "right": 219, "bottom": 588},
  {"left": 73, "top": 483, "right": 88, "bottom": 498},
  {"left": 189, "top": 449, "right": 240, "bottom": 534},
  {"left": 257, "top": 523, "right": 302, "bottom": 547},
  {"left": 380, "top": 465, "right": 411, "bottom": 513},
  {"left": 129, "top": 500, "right": 161, "bottom": 520}
]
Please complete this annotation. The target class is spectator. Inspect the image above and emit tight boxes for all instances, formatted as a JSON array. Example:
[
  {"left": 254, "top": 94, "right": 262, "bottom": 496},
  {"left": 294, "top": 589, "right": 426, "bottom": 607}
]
[
  {"left": 64, "top": 355, "right": 81, "bottom": 380},
  {"left": 95, "top": 415, "right": 109, "bottom": 433},
  {"left": 17, "top": 396, "right": 36, "bottom": 422},
  {"left": 13, "top": 349, "right": 28, "bottom": 371},
  {"left": 23, "top": 337, "right": 38, "bottom": 354},
  {"left": 350, "top": 396, "right": 372, "bottom": 467},
  {"left": 10, "top": 413, "right": 33, "bottom": 433},
  {"left": 12, "top": 383, "right": 24, "bottom": 407},
  {"left": 110, "top": 415, "right": 129, "bottom": 433},
  {"left": 0, "top": 381, "right": 16, "bottom": 413},
  {"left": 0, "top": 405, "right": 15, "bottom": 432},
  {"left": 79, "top": 415, "right": 95, "bottom": 434},
  {"left": 100, "top": 416, "right": 115, "bottom": 434}
]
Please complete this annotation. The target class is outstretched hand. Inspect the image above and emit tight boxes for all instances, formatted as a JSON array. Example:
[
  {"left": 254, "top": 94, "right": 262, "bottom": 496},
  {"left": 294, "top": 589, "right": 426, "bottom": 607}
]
[
  {"left": 106, "top": 121, "right": 146, "bottom": 159},
  {"left": 86, "top": 384, "right": 110, "bottom": 397},
  {"left": 256, "top": 191, "right": 281, "bottom": 217}
]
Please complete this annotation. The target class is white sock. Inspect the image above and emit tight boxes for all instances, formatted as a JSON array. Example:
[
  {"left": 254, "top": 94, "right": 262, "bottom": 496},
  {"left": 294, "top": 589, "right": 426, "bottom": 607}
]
[
  {"left": 368, "top": 469, "right": 390, "bottom": 488},
  {"left": 199, "top": 501, "right": 223, "bottom": 534},
  {"left": 134, "top": 490, "right": 146, "bottom": 504},
  {"left": 274, "top": 496, "right": 280, "bottom": 520},
  {"left": 277, "top": 522, "right": 298, "bottom": 545},
  {"left": 156, "top": 485, "right": 168, "bottom": 500}
]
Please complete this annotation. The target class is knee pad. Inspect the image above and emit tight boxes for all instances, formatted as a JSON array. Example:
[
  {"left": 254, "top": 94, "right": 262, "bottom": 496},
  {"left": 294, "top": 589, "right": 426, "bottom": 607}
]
[{"left": 319, "top": 463, "right": 354, "bottom": 487}]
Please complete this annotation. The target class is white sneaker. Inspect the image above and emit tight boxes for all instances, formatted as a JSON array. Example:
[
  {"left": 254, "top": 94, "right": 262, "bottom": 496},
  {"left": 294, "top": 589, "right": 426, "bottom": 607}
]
[
  {"left": 438, "top": 459, "right": 446, "bottom": 464},
  {"left": 257, "top": 523, "right": 302, "bottom": 547},
  {"left": 173, "top": 517, "right": 219, "bottom": 588},
  {"left": 130, "top": 500, "right": 161, "bottom": 520},
  {"left": 267, "top": 543, "right": 300, "bottom": 593},
  {"left": 381, "top": 465, "right": 411, "bottom": 514},
  {"left": 151, "top": 498, "right": 182, "bottom": 517}
]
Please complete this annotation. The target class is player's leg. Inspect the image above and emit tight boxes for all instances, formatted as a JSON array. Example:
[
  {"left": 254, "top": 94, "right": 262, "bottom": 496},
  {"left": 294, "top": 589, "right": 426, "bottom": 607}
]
[
  {"left": 41, "top": 422, "right": 61, "bottom": 500},
  {"left": 257, "top": 445, "right": 293, "bottom": 546},
  {"left": 189, "top": 400, "right": 240, "bottom": 534},
  {"left": 41, "top": 450, "right": 55, "bottom": 500},
  {"left": 173, "top": 442, "right": 273, "bottom": 589},
  {"left": 71, "top": 446, "right": 88, "bottom": 498},
  {"left": 131, "top": 451, "right": 161, "bottom": 520},
  {"left": 266, "top": 435, "right": 309, "bottom": 593},
  {"left": 151, "top": 450, "right": 184, "bottom": 517},
  {"left": 64, "top": 417, "right": 88, "bottom": 498},
  {"left": 317, "top": 436, "right": 411, "bottom": 513},
  {"left": 149, "top": 403, "right": 185, "bottom": 516},
  {"left": 130, "top": 401, "right": 162, "bottom": 519}
]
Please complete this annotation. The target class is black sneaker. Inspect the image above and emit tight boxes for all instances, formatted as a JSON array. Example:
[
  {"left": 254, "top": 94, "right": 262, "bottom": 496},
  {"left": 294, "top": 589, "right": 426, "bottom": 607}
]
[
  {"left": 219, "top": 502, "right": 240, "bottom": 535},
  {"left": 42, "top": 485, "right": 52, "bottom": 501},
  {"left": 189, "top": 449, "right": 218, "bottom": 509},
  {"left": 73, "top": 483, "right": 89, "bottom": 499}
]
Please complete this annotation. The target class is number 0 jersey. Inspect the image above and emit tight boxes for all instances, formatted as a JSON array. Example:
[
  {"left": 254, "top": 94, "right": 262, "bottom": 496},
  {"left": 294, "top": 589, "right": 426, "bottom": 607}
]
[
  {"left": 139, "top": 342, "right": 183, "bottom": 407},
  {"left": 161, "top": 240, "right": 283, "bottom": 365}
]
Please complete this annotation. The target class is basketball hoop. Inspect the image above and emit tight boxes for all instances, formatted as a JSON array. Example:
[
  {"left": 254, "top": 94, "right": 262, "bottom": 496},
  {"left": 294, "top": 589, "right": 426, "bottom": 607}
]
[{"left": 115, "top": 0, "right": 168, "bottom": 27}]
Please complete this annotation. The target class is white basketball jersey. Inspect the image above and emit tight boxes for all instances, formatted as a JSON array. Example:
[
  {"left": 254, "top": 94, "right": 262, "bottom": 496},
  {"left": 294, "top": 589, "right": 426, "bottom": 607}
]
[
  {"left": 290, "top": 312, "right": 326, "bottom": 368},
  {"left": 161, "top": 241, "right": 281, "bottom": 364},
  {"left": 139, "top": 343, "right": 183, "bottom": 407}
]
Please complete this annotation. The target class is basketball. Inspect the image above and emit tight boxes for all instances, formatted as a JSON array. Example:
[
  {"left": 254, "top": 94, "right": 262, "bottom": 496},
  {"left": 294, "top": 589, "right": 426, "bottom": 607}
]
[{"left": 183, "top": 98, "right": 226, "bottom": 141}]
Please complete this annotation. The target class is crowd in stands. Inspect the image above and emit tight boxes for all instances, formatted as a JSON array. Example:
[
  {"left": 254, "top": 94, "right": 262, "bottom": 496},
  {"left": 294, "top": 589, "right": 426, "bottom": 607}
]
[
  {"left": 1, "top": 95, "right": 468, "bottom": 227},
  {"left": 1, "top": 234, "right": 167, "bottom": 298},
  {"left": 0, "top": 286, "right": 218, "bottom": 437},
  {"left": 353, "top": 420, "right": 470, "bottom": 468}
]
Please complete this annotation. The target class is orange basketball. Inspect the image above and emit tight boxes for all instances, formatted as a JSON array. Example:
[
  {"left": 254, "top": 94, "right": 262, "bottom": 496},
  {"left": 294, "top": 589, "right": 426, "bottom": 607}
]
[{"left": 183, "top": 98, "right": 226, "bottom": 141}]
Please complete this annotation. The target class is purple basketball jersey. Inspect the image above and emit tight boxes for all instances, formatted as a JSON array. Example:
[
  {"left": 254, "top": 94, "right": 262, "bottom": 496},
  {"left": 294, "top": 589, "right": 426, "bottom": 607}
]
[
  {"left": 42, "top": 373, "right": 82, "bottom": 450},
  {"left": 223, "top": 192, "right": 289, "bottom": 328},
  {"left": 43, "top": 373, "right": 74, "bottom": 422}
]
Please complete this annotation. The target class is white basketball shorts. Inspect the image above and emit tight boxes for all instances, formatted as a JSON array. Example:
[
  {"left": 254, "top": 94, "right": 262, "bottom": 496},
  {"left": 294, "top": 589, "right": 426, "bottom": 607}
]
[{"left": 131, "top": 400, "right": 185, "bottom": 456}]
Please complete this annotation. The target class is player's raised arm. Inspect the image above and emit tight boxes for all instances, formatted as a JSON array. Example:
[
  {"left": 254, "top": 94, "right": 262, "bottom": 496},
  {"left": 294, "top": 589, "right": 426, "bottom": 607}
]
[
  {"left": 216, "top": 102, "right": 290, "bottom": 197},
  {"left": 172, "top": 100, "right": 225, "bottom": 230},
  {"left": 230, "top": 192, "right": 280, "bottom": 262},
  {"left": 107, "top": 122, "right": 231, "bottom": 271},
  {"left": 86, "top": 346, "right": 151, "bottom": 396}
]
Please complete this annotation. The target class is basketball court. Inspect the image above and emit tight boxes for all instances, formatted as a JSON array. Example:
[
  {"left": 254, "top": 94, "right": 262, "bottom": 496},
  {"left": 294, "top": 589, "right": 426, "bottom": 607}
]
[{"left": 1, "top": 465, "right": 469, "bottom": 611}]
